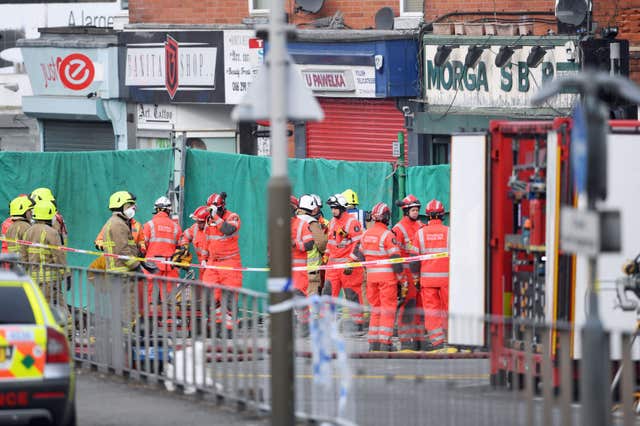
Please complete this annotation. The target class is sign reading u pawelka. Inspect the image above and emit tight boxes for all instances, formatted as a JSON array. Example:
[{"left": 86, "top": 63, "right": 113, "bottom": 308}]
[{"left": 423, "top": 44, "right": 579, "bottom": 109}]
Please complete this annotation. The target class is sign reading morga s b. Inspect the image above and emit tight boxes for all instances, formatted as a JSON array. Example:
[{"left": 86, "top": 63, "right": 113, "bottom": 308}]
[{"left": 424, "top": 43, "right": 580, "bottom": 109}]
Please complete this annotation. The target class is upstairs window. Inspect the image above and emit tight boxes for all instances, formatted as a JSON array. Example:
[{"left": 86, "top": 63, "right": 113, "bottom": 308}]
[
  {"left": 401, "top": 0, "right": 423, "bottom": 15},
  {"left": 250, "top": 0, "right": 270, "bottom": 14}
]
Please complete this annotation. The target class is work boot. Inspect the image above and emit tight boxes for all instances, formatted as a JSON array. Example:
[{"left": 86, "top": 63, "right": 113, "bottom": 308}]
[
  {"left": 400, "top": 341, "right": 417, "bottom": 351},
  {"left": 379, "top": 343, "right": 397, "bottom": 352},
  {"left": 368, "top": 342, "right": 381, "bottom": 352},
  {"left": 417, "top": 340, "right": 433, "bottom": 352}
]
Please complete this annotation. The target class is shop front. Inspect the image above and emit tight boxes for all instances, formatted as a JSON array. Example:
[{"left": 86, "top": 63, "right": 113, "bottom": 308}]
[
  {"left": 285, "top": 32, "right": 419, "bottom": 162},
  {"left": 410, "top": 35, "right": 631, "bottom": 165},
  {"left": 119, "top": 28, "right": 262, "bottom": 154},
  {"left": 19, "top": 27, "right": 126, "bottom": 151}
]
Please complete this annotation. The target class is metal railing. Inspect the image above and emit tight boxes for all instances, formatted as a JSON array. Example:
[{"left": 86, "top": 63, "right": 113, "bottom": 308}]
[
  {"left": 18, "top": 261, "right": 270, "bottom": 415},
  {"left": 12, "top": 261, "right": 640, "bottom": 426}
]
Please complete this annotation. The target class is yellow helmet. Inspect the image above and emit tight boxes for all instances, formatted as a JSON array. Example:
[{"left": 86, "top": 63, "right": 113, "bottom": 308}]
[
  {"left": 341, "top": 189, "right": 359, "bottom": 206},
  {"left": 109, "top": 191, "right": 136, "bottom": 210},
  {"left": 9, "top": 195, "right": 34, "bottom": 217},
  {"left": 31, "top": 187, "right": 55, "bottom": 202},
  {"left": 32, "top": 200, "right": 57, "bottom": 221}
]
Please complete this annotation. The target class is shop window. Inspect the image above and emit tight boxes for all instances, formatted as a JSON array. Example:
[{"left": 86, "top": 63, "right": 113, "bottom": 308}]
[
  {"left": 249, "top": 0, "right": 269, "bottom": 14},
  {"left": 400, "top": 0, "right": 423, "bottom": 15},
  {"left": 430, "top": 135, "right": 450, "bottom": 164}
]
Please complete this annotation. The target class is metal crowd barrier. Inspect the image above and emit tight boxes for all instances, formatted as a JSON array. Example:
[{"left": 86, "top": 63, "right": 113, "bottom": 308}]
[
  {"left": 12, "top": 261, "right": 640, "bottom": 426},
  {"left": 17, "top": 261, "right": 271, "bottom": 415}
]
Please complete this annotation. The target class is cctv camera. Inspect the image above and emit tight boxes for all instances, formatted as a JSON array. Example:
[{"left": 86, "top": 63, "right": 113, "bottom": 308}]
[
  {"left": 564, "top": 41, "right": 576, "bottom": 63},
  {"left": 402, "top": 105, "right": 411, "bottom": 115}
]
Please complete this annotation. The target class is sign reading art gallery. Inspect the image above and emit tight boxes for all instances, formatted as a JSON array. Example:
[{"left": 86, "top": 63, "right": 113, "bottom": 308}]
[{"left": 423, "top": 43, "right": 580, "bottom": 109}]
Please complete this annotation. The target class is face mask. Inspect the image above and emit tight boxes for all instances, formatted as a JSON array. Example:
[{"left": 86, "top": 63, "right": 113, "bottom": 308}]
[{"left": 123, "top": 206, "right": 136, "bottom": 219}]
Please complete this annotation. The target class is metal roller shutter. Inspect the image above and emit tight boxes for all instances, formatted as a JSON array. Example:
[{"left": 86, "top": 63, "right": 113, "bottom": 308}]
[
  {"left": 306, "top": 98, "right": 406, "bottom": 162},
  {"left": 43, "top": 120, "right": 115, "bottom": 151}
]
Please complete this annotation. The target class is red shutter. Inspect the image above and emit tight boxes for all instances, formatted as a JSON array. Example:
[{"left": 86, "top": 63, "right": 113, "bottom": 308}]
[{"left": 306, "top": 98, "right": 407, "bottom": 162}]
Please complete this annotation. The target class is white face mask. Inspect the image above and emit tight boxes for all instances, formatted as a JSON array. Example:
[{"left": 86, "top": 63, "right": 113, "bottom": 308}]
[{"left": 123, "top": 206, "right": 136, "bottom": 219}]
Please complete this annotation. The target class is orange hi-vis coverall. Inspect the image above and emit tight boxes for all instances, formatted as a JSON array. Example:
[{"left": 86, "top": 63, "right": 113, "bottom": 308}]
[
  {"left": 392, "top": 216, "right": 426, "bottom": 347},
  {"left": 143, "top": 211, "right": 182, "bottom": 300},
  {"left": 356, "top": 221, "right": 402, "bottom": 346},
  {"left": 1, "top": 217, "right": 13, "bottom": 254},
  {"left": 201, "top": 210, "right": 242, "bottom": 300},
  {"left": 179, "top": 222, "right": 209, "bottom": 263},
  {"left": 322, "top": 212, "right": 364, "bottom": 323},
  {"left": 291, "top": 215, "right": 314, "bottom": 295},
  {"left": 411, "top": 219, "right": 449, "bottom": 347}
]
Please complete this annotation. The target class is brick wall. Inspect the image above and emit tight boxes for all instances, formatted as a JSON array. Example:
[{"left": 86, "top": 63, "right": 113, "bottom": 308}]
[{"left": 129, "top": 0, "right": 400, "bottom": 29}]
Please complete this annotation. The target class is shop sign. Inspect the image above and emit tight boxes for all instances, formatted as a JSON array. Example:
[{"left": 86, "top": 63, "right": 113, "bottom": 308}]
[
  {"left": 137, "top": 103, "right": 176, "bottom": 130},
  {"left": 297, "top": 65, "right": 376, "bottom": 98},
  {"left": 224, "top": 31, "right": 263, "bottom": 104},
  {"left": 423, "top": 44, "right": 579, "bottom": 109},
  {"left": 22, "top": 47, "right": 104, "bottom": 96},
  {"left": 121, "top": 31, "right": 224, "bottom": 104}
]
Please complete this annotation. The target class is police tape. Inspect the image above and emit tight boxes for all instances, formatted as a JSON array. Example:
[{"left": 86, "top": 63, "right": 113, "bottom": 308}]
[{"left": 0, "top": 236, "right": 447, "bottom": 273}]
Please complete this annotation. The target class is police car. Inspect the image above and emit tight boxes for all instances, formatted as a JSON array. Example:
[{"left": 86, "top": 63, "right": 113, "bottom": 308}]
[{"left": 0, "top": 255, "right": 76, "bottom": 425}]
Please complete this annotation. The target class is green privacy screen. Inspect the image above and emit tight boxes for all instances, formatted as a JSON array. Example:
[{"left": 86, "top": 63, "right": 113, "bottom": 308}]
[
  {"left": 0, "top": 149, "right": 175, "bottom": 266},
  {"left": 183, "top": 150, "right": 395, "bottom": 292},
  {"left": 0, "top": 148, "right": 450, "bottom": 294}
]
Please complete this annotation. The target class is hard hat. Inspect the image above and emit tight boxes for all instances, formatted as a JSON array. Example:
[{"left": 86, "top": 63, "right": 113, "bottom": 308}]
[
  {"left": 425, "top": 199, "right": 445, "bottom": 215},
  {"left": 310, "top": 194, "right": 322, "bottom": 208},
  {"left": 9, "top": 195, "right": 34, "bottom": 217},
  {"left": 290, "top": 195, "right": 299, "bottom": 209},
  {"left": 109, "top": 191, "right": 137, "bottom": 210},
  {"left": 190, "top": 205, "right": 210, "bottom": 222},
  {"left": 32, "top": 200, "right": 57, "bottom": 221},
  {"left": 341, "top": 189, "right": 359, "bottom": 206},
  {"left": 206, "top": 192, "right": 227, "bottom": 208},
  {"left": 398, "top": 194, "right": 421, "bottom": 210},
  {"left": 298, "top": 194, "right": 317, "bottom": 213},
  {"left": 154, "top": 196, "right": 172, "bottom": 211},
  {"left": 326, "top": 194, "right": 348, "bottom": 209},
  {"left": 31, "top": 187, "right": 55, "bottom": 203},
  {"left": 370, "top": 202, "right": 391, "bottom": 223}
]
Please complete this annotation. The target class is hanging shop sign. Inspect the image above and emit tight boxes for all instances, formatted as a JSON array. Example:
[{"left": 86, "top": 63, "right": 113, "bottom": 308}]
[
  {"left": 120, "top": 30, "right": 260, "bottom": 104},
  {"left": 423, "top": 44, "right": 580, "bottom": 109}
]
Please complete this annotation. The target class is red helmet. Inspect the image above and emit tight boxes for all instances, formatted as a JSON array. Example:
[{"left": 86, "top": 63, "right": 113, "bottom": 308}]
[
  {"left": 398, "top": 194, "right": 421, "bottom": 210},
  {"left": 206, "top": 192, "right": 227, "bottom": 208},
  {"left": 425, "top": 199, "right": 445, "bottom": 215},
  {"left": 290, "top": 195, "right": 299, "bottom": 209},
  {"left": 370, "top": 202, "right": 391, "bottom": 223},
  {"left": 190, "top": 205, "right": 209, "bottom": 222}
]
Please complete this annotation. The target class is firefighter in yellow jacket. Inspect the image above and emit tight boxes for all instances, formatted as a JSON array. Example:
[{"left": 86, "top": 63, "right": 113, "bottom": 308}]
[
  {"left": 22, "top": 199, "right": 67, "bottom": 306},
  {"left": 5, "top": 195, "right": 34, "bottom": 261}
]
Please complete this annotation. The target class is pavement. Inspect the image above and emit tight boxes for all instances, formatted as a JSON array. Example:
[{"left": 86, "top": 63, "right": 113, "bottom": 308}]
[{"left": 75, "top": 368, "right": 268, "bottom": 426}]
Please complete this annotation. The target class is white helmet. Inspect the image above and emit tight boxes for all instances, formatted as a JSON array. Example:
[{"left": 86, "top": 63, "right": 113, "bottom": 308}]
[
  {"left": 310, "top": 194, "right": 322, "bottom": 208},
  {"left": 298, "top": 194, "right": 318, "bottom": 213},
  {"left": 154, "top": 196, "right": 172, "bottom": 211}
]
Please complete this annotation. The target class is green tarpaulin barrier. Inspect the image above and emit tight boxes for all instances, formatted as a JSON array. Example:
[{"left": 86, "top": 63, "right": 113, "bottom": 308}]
[
  {"left": 0, "top": 148, "right": 450, "bottom": 295},
  {"left": 183, "top": 150, "right": 395, "bottom": 292},
  {"left": 0, "top": 149, "right": 174, "bottom": 266}
]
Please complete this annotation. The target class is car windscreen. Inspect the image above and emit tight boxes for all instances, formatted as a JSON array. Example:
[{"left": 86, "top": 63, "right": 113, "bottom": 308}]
[{"left": 0, "top": 286, "right": 36, "bottom": 324}]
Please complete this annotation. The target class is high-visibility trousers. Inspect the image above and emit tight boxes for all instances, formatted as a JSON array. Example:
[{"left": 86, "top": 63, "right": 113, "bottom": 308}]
[
  {"left": 143, "top": 268, "right": 179, "bottom": 305},
  {"left": 322, "top": 266, "right": 364, "bottom": 324},
  {"left": 366, "top": 280, "right": 397, "bottom": 345},
  {"left": 202, "top": 255, "right": 242, "bottom": 301},
  {"left": 292, "top": 269, "right": 308, "bottom": 296},
  {"left": 397, "top": 271, "right": 425, "bottom": 345},
  {"left": 421, "top": 285, "right": 449, "bottom": 346}
]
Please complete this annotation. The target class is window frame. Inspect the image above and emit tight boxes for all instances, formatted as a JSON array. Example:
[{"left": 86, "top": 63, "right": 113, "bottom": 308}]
[
  {"left": 399, "top": 0, "right": 423, "bottom": 16},
  {"left": 248, "top": 0, "right": 269, "bottom": 15}
]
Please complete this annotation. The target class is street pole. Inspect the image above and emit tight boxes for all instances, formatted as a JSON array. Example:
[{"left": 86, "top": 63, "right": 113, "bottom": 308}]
[
  {"left": 397, "top": 131, "right": 406, "bottom": 222},
  {"left": 268, "top": 0, "right": 294, "bottom": 424}
]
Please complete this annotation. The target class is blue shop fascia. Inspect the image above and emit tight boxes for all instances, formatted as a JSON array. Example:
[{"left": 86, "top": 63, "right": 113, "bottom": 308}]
[{"left": 266, "top": 30, "right": 419, "bottom": 162}]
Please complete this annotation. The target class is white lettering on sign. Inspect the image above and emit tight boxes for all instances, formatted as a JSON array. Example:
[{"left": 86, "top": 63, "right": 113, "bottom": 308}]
[
  {"left": 125, "top": 47, "right": 216, "bottom": 87},
  {"left": 296, "top": 65, "right": 376, "bottom": 98},
  {"left": 224, "top": 30, "right": 261, "bottom": 104},
  {"left": 423, "top": 44, "right": 579, "bottom": 109}
]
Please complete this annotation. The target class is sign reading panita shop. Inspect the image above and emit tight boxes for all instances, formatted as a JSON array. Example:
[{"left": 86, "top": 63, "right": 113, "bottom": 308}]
[{"left": 424, "top": 43, "right": 580, "bottom": 109}]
